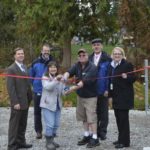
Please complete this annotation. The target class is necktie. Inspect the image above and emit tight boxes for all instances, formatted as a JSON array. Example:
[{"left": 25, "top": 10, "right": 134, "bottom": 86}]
[{"left": 21, "top": 64, "right": 26, "bottom": 72}]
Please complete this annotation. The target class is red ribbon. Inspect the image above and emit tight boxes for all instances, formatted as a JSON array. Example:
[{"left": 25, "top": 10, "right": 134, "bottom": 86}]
[{"left": 0, "top": 66, "right": 150, "bottom": 83}]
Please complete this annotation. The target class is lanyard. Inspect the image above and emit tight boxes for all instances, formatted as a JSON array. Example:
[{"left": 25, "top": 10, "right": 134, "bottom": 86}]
[{"left": 110, "top": 67, "right": 115, "bottom": 90}]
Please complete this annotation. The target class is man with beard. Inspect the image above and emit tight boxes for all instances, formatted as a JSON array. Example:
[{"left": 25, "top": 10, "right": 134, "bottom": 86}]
[{"left": 30, "top": 43, "right": 54, "bottom": 139}]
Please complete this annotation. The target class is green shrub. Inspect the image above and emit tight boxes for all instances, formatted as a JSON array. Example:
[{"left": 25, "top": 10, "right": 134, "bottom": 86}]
[
  {"left": 134, "top": 98, "right": 145, "bottom": 110},
  {"left": 62, "top": 92, "right": 77, "bottom": 107}
]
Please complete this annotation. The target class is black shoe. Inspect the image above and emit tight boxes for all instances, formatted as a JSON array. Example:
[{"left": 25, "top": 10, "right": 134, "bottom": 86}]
[
  {"left": 53, "top": 141, "right": 60, "bottom": 148},
  {"left": 77, "top": 136, "right": 91, "bottom": 145},
  {"left": 113, "top": 141, "right": 119, "bottom": 145},
  {"left": 36, "top": 132, "right": 42, "bottom": 139},
  {"left": 100, "top": 135, "right": 106, "bottom": 140},
  {"left": 115, "top": 143, "right": 129, "bottom": 149},
  {"left": 86, "top": 138, "right": 100, "bottom": 148},
  {"left": 97, "top": 132, "right": 107, "bottom": 140},
  {"left": 17, "top": 143, "right": 32, "bottom": 149}
]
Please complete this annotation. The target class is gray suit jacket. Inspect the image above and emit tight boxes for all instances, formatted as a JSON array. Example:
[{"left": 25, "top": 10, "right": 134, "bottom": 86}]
[{"left": 6, "top": 62, "right": 32, "bottom": 110}]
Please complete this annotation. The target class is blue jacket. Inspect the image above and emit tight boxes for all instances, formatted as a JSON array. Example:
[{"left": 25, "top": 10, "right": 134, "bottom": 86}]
[
  {"left": 97, "top": 61, "right": 110, "bottom": 94},
  {"left": 89, "top": 51, "right": 111, "bottom": 95},
  {"left": 29, "top": 54, "right": 53, "bottom": 93}
]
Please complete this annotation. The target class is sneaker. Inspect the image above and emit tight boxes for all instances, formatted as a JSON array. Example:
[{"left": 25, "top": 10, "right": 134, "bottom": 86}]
[
  {"left": 77, "top": 136, "right": 91, "bottom": 145},
  {"left": 86, "top": 138, "right": 100, "bottom": 148}
]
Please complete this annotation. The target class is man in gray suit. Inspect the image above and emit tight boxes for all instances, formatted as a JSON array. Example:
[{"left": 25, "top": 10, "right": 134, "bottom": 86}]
[{"left": 6, "top": 47, "right": 32, "bottom": 150}]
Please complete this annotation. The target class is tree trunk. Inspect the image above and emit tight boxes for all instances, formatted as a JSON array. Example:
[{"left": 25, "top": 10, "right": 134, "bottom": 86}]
[{"left": 62, "top": 38, "right": 71, "bottom": 69}]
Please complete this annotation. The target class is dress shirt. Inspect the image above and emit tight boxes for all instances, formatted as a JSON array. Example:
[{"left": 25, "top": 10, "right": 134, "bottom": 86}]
[
  {"left": 111, "top": 60, "right": 121, "bottom": 68},
  {"left": 94, "top": 52, "right": 101, "bottom": 66},
  {"left": 15, "top": 61, "right": 25, "bottom": 72}
]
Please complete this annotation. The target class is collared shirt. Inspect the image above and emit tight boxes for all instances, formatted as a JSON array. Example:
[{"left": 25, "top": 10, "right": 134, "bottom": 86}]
[
  {"left": 94, "top": 52, "right": 101, "bottom": 66},
  {"left": 15, "top": 61, "right": 25, "bottom": 72},
  {"left": 111, "top": 60, "right": 121, "bottom": 68}
]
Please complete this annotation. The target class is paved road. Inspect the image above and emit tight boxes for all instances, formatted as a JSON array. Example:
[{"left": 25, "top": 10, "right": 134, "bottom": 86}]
[{"left": 0, "top": 107, "right": 150, "bottom": 150}]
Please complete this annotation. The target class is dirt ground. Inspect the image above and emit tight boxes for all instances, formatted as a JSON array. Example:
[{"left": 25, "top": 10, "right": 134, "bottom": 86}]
[{"left": 0, "top": 107, "right": 150, "bottom": 150}]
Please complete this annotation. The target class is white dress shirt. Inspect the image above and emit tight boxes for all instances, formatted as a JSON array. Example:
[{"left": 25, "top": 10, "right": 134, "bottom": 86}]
[
  {"left": 111, "top": 60, "right": 121, "bottom": 68},
  {"left": 15, "top": 61, "right": 25, "bottom": 72},
  {"left": 94, "top": 52, "right": 101, "bottom": 66}
]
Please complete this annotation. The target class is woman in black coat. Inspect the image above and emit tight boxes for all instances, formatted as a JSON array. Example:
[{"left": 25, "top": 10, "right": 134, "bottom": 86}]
[{"left": 108, "top": 47, "right": 136, "bottom": 149}]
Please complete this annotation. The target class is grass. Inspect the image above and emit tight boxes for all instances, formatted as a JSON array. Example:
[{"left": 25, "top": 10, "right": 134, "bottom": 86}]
[
  {"left": 71, "top": 43, "right": 113, "bottom": 64},
  {"left": 62, "top": 92, "right": 77, "bottom": 107}
]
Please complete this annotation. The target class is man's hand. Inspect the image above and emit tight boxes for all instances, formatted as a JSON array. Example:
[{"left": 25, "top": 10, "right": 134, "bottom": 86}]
[
  {"left": 64, "top": 86, "right": 76, "bottom": 95},
  {"left": 104, "top": 91, "right": 108, "bottom": 97},
  {"left": 14, "top": 104, "right": 20, "bottom": 110},
  {"left": 64, "top": 81, "right": 83, "bottom": 95}
]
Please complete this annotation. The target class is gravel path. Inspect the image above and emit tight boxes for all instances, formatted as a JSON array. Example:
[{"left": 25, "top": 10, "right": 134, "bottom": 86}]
[{"left": 0, "top": 107, "right": 150, "bottom": 150}]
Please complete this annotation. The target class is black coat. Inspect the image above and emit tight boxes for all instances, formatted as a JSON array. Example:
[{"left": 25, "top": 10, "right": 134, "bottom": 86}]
[{"left": 108, "top": 59, "right": 136, "bottom": 109}]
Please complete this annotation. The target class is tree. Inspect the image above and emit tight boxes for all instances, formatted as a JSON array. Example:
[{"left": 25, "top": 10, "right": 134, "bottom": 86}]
[
  {"left": 118, "top": 0, "right": 150, "bottom": 66},
  {"left": 16, "top": 0, "right": 119, "bottom": 68},
  {"left": 16, "top": 0, "right": 80, "bottom": 68},
  {"left": 0, "top": 0, "right": 34, "bottom": 67},
  {"left": 0, "top": 0, "right": 17, "bottom": 67}
]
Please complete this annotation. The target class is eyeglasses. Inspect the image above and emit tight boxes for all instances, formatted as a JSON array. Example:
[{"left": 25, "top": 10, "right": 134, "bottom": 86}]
[{"left": 113, "top": 53, "right": 122, "bottom": 56}]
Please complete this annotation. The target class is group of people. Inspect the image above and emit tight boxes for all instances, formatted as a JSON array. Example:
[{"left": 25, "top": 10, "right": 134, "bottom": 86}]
[{"left": 6, "top": 39, "right": 136, "bottom": 150}]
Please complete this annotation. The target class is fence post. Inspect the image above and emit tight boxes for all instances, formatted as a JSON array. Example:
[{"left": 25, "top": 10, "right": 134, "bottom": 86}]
[{"left": 144, "top": 59, "right": 149, "bottom": 113}]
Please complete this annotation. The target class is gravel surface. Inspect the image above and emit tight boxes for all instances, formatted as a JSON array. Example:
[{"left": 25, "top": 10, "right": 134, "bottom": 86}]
[{"left": 0, "top": 107, "right": 150, "bottom": 150}]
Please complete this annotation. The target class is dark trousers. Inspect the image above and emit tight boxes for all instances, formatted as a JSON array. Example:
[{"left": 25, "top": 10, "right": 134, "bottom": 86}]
[
  {"left": 97, "top": 95, "right": 108, "bottom": 137},
  {"left": 114, "top": 109, "right": 130, "bottom": 146},
  {"left": 8, "top": 108, "right": 28, "bottom": 150},
  {"left": 33, "top": 93, "right": 42, "bottom": 133}
]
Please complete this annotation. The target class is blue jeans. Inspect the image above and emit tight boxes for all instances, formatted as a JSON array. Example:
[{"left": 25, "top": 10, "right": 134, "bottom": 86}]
[{"left": 42, "top": 107, "right": 61, "bottom": 137}]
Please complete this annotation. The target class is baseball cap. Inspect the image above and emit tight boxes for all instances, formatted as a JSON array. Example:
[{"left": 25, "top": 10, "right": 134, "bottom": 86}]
[{"left": 77, "top": 48, "right": 87, "bottom": 55}]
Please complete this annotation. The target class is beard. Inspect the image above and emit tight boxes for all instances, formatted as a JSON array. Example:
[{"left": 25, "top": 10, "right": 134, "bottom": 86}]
[{"left": 42, "top": 53, "right": 49, "bottom": 61}]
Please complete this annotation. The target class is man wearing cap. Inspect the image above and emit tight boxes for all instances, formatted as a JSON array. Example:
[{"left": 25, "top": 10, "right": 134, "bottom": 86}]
[
  {"left": 89, "top": 38, "right": 111, "bottom": 140},
  {"left": 63, "top": 48, "right": 100, "bottom": 148}
]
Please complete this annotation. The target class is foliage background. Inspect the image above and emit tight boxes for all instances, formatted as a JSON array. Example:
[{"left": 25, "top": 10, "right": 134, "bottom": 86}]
[{"left": 0, "top": 44, "right": 149, "bottom": 110}]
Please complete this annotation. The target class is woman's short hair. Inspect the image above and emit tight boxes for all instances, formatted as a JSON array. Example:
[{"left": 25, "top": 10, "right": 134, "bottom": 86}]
[
  {"left": 47, "top": 61, "right": 58, "bottom": 68},
  {"left": 111, "top": 47, "right": 126, "bottom": 59}
]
